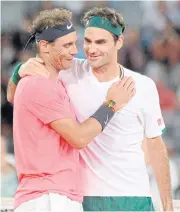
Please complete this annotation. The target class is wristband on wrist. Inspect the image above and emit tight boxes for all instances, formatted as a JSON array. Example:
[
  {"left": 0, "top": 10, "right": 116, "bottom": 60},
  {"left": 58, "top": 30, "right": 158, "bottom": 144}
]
[
  {"left": 90, "top": 103, "right": 115, "bottom": 131},
  {"left": 12, "top": 63, "right": 23, "bottom": 85}
]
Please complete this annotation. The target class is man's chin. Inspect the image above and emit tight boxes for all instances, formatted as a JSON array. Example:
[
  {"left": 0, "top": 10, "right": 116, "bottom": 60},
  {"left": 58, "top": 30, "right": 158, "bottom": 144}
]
[{"left": 88, "top": 60, "right": 101, "bottom": 68}]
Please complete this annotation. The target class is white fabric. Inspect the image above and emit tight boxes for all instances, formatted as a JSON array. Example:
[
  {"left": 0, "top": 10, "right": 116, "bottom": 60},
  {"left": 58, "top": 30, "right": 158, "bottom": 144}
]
[
  {"left": 59, "top": 58, "right": 165, "bottom": 197},
  {"left": 14, "top": 193, "right": 83, "bottom": 212}
]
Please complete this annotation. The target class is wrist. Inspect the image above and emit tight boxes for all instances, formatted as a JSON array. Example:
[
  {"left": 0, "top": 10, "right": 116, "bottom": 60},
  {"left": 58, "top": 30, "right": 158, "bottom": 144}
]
[
  {"left": 90, "top": 103, "right": 115, "bottom": 131},
  {"left": 104, "top": 100, "right": 116, "bottom": 112},
  {"left": 12, "top": 63, "right": 23, "bottom": 85}
]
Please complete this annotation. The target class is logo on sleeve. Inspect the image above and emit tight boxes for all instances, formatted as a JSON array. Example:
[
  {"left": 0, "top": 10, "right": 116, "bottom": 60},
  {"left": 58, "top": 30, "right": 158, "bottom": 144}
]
[{"left": 157, "top": 118, "right": 164, "bottom": 126}]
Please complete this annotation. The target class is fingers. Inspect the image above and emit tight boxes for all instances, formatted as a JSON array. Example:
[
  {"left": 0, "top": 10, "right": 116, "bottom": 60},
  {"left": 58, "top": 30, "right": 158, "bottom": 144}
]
[
  {"left": 118, "top": 76, "right": 128, "bottom": 87},
  {"left": 28, "top": 57, "right": 44, "bottom": 64},
  {"left": 35, "top": 57, "right": 44, "bottom": 64},
  {"left": 33, "top": 60, "right": 45, "bottom": 68},
  {"left": 123, "top": 77, "right": 134, "bottom": 91},
  {"left": 128, "top": 88, "right": 136, "bottom": 98},
  {"left": 132, "top": 88, "right": 136, "bottom": 96},
  {"left": 117, "top": 77, "right": 135, "bottom": 92},
  {"left": 27, "top": 58, "right": 45, "bottom": 67},
  {"left": 19, "top": 57, "right": 49, "bottom": 78},
  {"left": 18, "top": 64, "right": 25, "bottom": 77},
  {"left": 127, "top": 81, "right": 135, "bottom": 92}
]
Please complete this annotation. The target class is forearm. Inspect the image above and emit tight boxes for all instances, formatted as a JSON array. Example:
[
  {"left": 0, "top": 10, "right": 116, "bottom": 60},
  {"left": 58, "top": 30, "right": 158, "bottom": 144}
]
[
  {"left": 75, "top": 117, "right": 102, "bottom": 147},
  {"left": 51, "top": 117, "right": 102, "bottom": 149},
  {"left": 51, "top": 104, "right": 114, "bottom": 149},
  {"left": 68, "top": 104, "right": 115, "bottom": 148},
  {"left": 7, "top": 78, "right": 17, "bottom": 103},
  {"left": 7, "top": 63, "right": 23, "bottom": 103},
  {"left": 148, "top": 138, "right": 173, "bottom": 211}
]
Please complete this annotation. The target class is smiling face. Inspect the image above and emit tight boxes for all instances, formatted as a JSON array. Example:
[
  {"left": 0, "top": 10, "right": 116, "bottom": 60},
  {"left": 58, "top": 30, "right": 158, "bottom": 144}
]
[
  {"left": 48, "top": 31, "right": 78, "bottom": 70},
  {"left": 84, "top": 27, "right": 121, "bottom": 68},
  {"left": 39, "top": 31, "right": 78, "bottom": 70}
]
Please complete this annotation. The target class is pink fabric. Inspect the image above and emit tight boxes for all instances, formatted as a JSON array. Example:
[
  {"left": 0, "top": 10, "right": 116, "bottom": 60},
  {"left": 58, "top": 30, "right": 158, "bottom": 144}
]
[{"left": 13, "top": 76, "right": 83, "bottom": 209}]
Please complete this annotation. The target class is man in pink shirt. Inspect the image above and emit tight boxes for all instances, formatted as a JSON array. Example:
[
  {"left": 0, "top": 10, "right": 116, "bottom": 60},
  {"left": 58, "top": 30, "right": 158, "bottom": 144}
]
[{"left": 10, "top": 8, "right": 135, "bottom": 212}]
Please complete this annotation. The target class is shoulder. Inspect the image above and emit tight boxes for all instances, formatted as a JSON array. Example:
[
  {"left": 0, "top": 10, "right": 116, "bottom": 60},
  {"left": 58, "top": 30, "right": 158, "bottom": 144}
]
[
  {"left": 19, "top": 75, "right": 52, "bottom": 86},
  {"left": 124, "top": 67, "right": 157, "bottom": 94},
  {"left": 18, "top": 76, "right": 65, "bottom": 97}
]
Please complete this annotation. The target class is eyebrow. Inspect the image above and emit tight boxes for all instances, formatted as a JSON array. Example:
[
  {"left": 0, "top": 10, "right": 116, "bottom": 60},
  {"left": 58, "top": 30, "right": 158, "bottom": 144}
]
[
  {"left": 84, "top": 37, "right": 91, "bottom": 43},
  {"left": 84, "top": 37, "right": 107, "bottom": 44}
]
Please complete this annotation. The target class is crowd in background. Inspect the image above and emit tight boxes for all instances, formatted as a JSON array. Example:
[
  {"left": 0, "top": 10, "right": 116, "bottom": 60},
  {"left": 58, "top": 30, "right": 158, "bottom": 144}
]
[{"left": 1, "top": 0, "right": 180, "bottom": 204}]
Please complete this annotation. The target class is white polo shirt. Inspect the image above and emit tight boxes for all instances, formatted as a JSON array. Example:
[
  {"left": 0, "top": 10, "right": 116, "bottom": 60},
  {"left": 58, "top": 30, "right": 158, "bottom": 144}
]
[{"left": 59, "top": 58, "right": 165, "bottom": 197}]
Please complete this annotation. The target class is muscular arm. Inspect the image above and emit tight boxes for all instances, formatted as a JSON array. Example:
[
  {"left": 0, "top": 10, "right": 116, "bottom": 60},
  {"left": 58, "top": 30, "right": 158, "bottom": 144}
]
[
  {"left": 19, "top": 75, "right": 134, "bottom": 149},
  {"left": 145, "top": 136, "right": 173, "bottom": 211},
  {"left": 50, "top": 117, "right": 102, "bottom": 149},
  {"left": 7, "top": 78, "right": 17, "bottom": 103},
  {"left": 50, "top": 79, "right": 134, "bottom": 149}
]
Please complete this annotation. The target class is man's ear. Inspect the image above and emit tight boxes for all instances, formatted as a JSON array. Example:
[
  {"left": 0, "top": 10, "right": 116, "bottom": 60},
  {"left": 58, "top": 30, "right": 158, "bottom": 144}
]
[
  {"left": 116, "top": 36, "right": 124, "bottom": 50},
  {"left": 39, "top": 40, "right": 49, "bottom": 53}
]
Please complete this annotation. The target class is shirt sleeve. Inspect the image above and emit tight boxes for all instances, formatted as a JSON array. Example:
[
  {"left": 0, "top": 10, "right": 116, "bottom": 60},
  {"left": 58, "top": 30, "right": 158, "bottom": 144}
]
[
  {"left": 142, "top": 78, "right": 166, "bottom": 138},
  {"left": 24, "top": 77, "right": 73, "bottom": 124}
]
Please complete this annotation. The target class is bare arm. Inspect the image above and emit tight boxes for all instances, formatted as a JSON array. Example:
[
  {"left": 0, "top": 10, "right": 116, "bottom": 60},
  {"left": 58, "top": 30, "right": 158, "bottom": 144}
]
[
  {"left": 50, "top": 117, "right": 102, "bottom": 149},
  {"left": 7, "top": 78, "right": 17, "bottom": 103},
  {"left": 50, "top": 77, "right": 135, "bottom": 149},
  {"left": 145, "top": 136, "right": 173, "bottom": 211}
]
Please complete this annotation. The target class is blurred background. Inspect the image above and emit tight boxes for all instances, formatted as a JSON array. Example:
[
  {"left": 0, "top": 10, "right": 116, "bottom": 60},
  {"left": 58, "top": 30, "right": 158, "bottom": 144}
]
[{"left": 1, "top": 0, "right": 180, "bottom": 209}]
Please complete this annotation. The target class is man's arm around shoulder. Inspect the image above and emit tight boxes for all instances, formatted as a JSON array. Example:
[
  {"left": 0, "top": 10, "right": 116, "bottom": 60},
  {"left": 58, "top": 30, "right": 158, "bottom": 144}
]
[{"left": 7, "top": 78, "right": 17, "bottom": 103}]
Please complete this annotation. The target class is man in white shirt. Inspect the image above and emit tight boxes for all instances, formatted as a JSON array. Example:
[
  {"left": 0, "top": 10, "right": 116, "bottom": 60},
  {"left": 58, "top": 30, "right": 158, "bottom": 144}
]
[{"left": 7, "top": 7, "right": 173, "bottom": 211}]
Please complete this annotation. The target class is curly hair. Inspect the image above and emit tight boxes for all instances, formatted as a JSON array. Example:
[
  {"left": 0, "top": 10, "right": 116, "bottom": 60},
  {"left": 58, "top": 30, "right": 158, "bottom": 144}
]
[{"left": 31, "top": 8, "right": 72, "bottom": 34}]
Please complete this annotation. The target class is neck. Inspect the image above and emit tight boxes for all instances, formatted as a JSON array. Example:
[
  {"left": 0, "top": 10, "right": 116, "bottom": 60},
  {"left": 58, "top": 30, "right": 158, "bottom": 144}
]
[
  {"left": 45, "top": 64, "right": 59, "bottom": 80},
  {"left": 92, "top": 63, "right": 120, "bottom": 82},
  {"left": 38, "top": 54, "right": 59, "bottom": 80}
]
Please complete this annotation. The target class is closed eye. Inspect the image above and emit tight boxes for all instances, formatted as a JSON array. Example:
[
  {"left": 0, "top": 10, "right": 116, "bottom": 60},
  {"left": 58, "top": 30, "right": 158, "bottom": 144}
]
[{"left": 63, "top": 42, "right": 73, "bottom": 48}]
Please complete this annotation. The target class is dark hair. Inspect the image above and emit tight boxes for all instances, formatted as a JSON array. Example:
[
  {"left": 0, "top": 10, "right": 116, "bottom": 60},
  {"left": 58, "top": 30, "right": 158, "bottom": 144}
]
[{"left": 112, "top": 34, "right": 119, "bottom": 43}]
